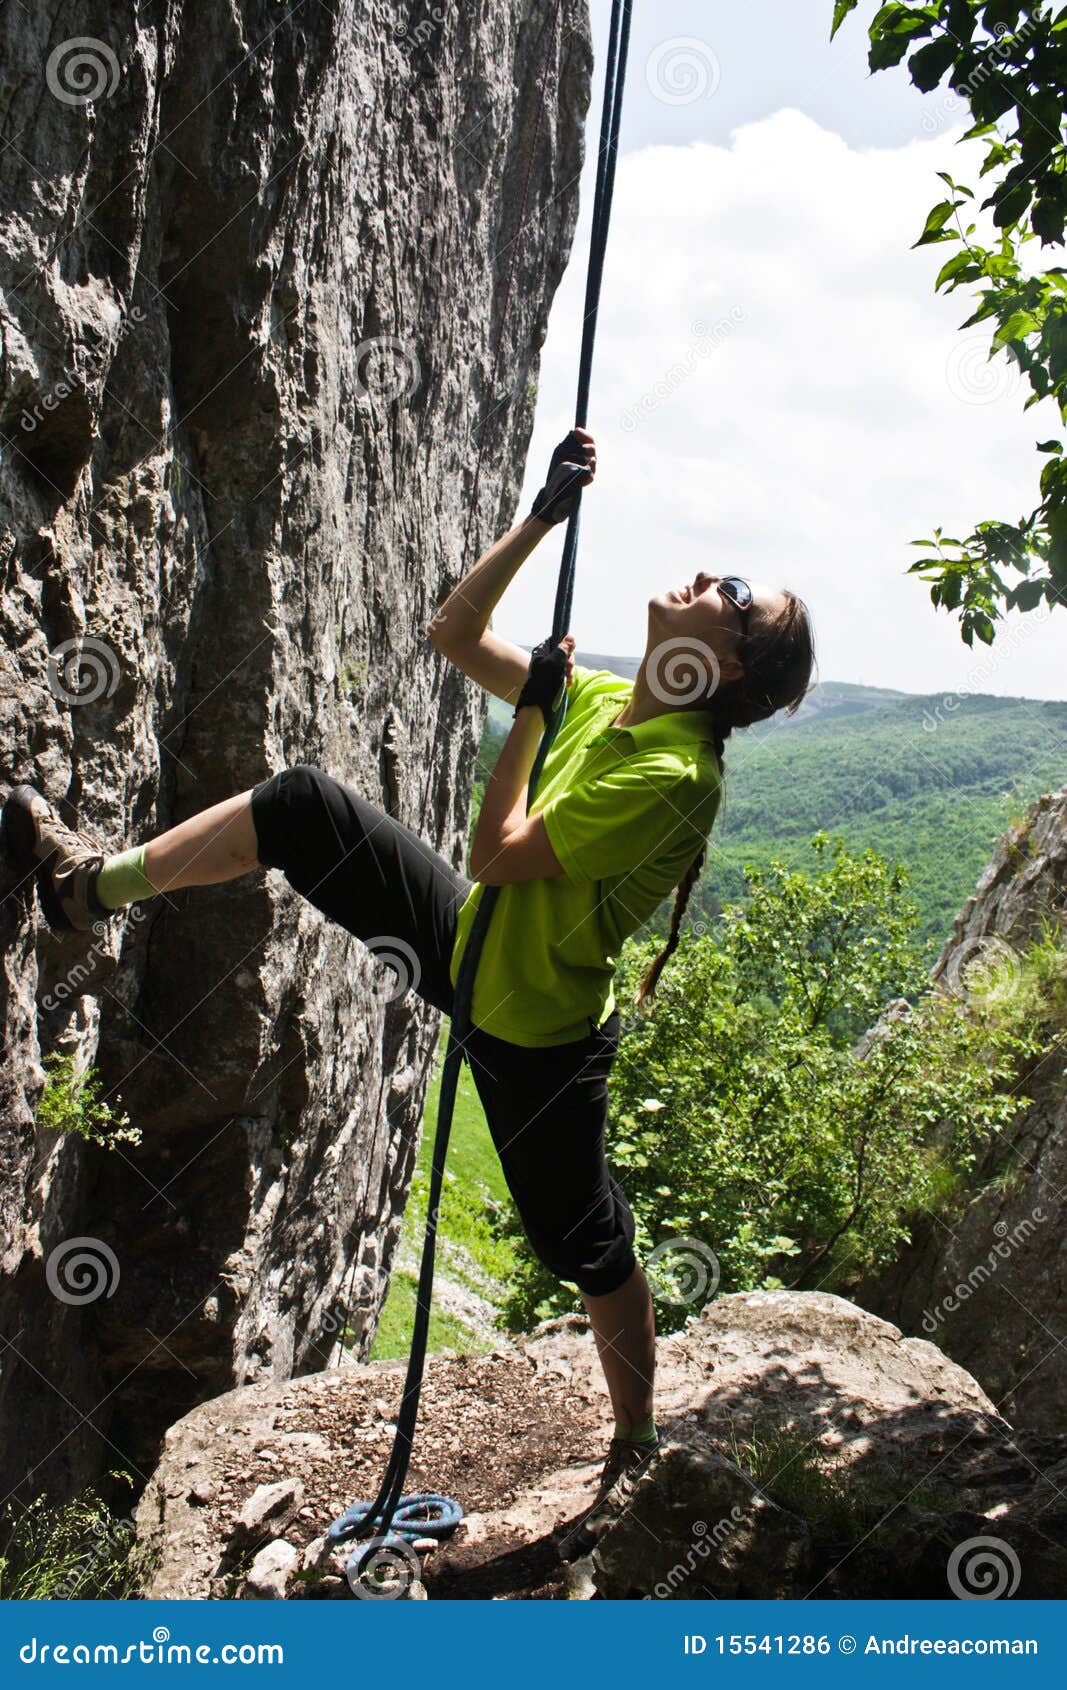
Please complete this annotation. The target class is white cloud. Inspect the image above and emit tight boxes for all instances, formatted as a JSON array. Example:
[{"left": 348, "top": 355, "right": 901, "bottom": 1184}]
[{"left": 498, "top": 108, "right": 1065, "bottom": 701}]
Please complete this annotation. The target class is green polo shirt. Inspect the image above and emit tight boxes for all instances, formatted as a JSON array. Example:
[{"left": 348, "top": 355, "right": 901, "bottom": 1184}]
[{"left": 448, "top": 663, "right": 723, "bottom": 1047}]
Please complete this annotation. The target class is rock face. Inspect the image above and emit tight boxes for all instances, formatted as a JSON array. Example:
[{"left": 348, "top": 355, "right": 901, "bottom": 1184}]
[
  {"left": 590, "top": 1292, "right": 1067, "bottom": 1600},
  {"left": 0, "top": 3, "right": 591, "bottom": 1508},
  {"left": 855, "top": 789, "right": 1067, "bottom": 1437},
  {"left": 133, "top": 1295, "right": 1067, "bottom": 1600}
]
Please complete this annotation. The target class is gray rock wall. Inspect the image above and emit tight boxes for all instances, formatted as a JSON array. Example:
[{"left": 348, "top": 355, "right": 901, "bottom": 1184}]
[
  {"left": 856, "top": 789, "right": 1067, "bottom": 1435},
  {"left": 0, "top": 1, "right": 590, "bottom": 1506}
]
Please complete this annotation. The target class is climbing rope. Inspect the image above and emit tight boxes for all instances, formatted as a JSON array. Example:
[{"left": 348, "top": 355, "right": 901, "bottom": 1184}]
[{"left": 331, "top": 0, "right": 634, "bottom": 1586}]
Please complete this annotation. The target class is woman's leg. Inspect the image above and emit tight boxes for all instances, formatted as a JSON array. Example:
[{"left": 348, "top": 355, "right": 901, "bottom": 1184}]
[
  {"left": 580, "top": 1263, "right": 656, "bottom": 1431},
  {"left": 141, "top": 791, "right": 260, "bottom": 889},
  {"left": 125, "top": 766, "right": 471, "bottom": 1014},
  {"left": 246, "top": 765, "right": 470, "bottom": 1015},
  {"left": 1, "top": 782, "right": 261, "bottom": 932},
  {"left": 463, "top": 1012, "right": 653, "bottom": 1427}
]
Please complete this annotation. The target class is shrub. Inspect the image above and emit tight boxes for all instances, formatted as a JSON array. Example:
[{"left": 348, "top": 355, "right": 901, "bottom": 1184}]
[
  {"left": 36, "top": 1053, "right": 139, "bottom": 1150},
  {"left": 0, "top": 1475, "right": 156, "bottom": 1599}
]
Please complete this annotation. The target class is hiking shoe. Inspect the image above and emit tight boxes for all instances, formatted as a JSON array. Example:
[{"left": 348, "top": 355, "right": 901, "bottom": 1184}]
[
  {"left": 558, "top": 1433, "right": 661, "bottom": 1562},
  {"left": 0, "top": 785, "right": 111, "bottom": 933}
]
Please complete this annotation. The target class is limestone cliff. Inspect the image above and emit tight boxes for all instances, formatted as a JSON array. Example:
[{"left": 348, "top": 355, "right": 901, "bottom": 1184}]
[
  {"left": 0, "top": 1, "right": 590, "bottom": 1508},
  {"left": 855, "top": 788, "right": 1067, "bottom": 1435}
]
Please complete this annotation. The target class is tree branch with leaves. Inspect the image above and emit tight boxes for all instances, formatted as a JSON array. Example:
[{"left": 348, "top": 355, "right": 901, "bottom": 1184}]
[{"left": 832, "top": 0, "right": 1067, "bottom": 642}]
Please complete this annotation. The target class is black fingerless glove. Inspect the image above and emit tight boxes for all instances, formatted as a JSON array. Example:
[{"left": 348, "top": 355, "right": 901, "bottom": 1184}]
[
  {"left": 530, "top": 429, "right": 590, "bottom": 525},
  {"left": 514, "top": 636, "right": 569, "bottom": 727}
]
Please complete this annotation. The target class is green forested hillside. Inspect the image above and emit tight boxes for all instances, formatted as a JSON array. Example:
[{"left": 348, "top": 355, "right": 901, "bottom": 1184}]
[{"left": 479, "top": 662, "right": 1066, "bottom": 946}]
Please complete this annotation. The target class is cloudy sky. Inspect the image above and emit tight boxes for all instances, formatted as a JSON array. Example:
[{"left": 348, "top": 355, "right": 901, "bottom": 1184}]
[{"left": 496, "top": 0, "right": 1065, "bottom": 700}]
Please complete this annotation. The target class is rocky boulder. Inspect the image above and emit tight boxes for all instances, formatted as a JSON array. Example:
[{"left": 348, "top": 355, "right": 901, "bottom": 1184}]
[{"left": 133, "top": 1293, "right": 1067, "bottom": 1600}]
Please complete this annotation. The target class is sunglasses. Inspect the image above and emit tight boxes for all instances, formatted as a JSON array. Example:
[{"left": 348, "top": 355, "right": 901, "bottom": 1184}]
[{"left": 717, "top": 575, "right": 753, "bottom": 643}]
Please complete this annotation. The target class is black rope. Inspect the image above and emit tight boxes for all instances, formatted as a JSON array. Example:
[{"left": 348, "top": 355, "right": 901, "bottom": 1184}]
[{"left": 330, "top": 0, "right": 634, "bottom": 1577}]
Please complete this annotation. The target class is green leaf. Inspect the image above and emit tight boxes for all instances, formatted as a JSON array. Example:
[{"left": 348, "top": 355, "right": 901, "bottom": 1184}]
[
  {"left": 981, "top": 2, "right": 1024, "bottom": 35},
  {"left": 830, "top": 0, "right": 859, "bottom": 38},
  {"left": 969, "top": 76, "right": 1018, "bottom": 125},
  {"left": 913, "top": 200, "right": 958, "bottom": 247},
  {"left": 935, "top": 250, "right": 979, "bottom": 290},
  {"left": 908, "top": 34, "right": 959, "bottom": 92},
  {"left": 1036, "top": 439, "right": 1063, "bottom": 453},
  {"left": 993, "top": 309, "right": 1040, "bottom": 344},
  {"left": 959, "top": 298, "right": 999, "bottom": 328},
  {"left": 979, "top": 140, "right": 1014, "bottom": 176},
  {"left": 1010, "top": 577, "right": 1047, "bottom": 610},
  {"left": 870, "top": 30, "right": 914, "bottom": 70},
  {"left": 993, "top": 181, "right": 1035, "bottom": 229},
  {"left": 1032, "top": 197, "right": 1066, "bottom": 246}
]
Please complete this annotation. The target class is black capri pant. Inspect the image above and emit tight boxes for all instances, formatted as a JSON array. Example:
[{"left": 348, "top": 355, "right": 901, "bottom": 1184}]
[{"left": 250, "top": 765, "right": 637, "bottom": 1297}]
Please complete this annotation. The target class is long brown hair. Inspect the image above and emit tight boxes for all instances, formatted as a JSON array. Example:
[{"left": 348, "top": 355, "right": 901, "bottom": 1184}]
[{"left": 634, "top": 588, "right": 816, "bottom": 1009}]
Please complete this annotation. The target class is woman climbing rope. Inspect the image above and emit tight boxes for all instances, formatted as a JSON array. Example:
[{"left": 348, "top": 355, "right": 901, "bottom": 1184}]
[{"left": 1, "top": 425, "right": 815, "bottom": 1553}]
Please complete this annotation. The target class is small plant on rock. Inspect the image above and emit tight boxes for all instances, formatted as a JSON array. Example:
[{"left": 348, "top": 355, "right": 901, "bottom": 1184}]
[{"left": 36, "top": 1052, "right": 140, "bottom": 1150}]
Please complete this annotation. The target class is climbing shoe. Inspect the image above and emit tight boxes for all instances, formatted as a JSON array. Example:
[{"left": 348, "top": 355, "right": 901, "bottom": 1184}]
[
  {"left": 558, "top": 1432, "right": 661, "bottom": 1562},
  {"left": 0, "top": 785, "right": 111, "bottom": 933}
]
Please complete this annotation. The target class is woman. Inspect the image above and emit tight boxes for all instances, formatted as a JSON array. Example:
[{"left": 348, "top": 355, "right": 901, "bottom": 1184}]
[{"left": 2, "top": 427, "right": 814, "bottom": 1549}]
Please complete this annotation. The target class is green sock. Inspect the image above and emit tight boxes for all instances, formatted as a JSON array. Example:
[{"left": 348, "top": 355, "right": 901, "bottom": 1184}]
[
  {"left": 614, "top": 1412, "right": 657, "bottom": 1444},
  {"left": 94, "top": 845, "right": 159, "bottom": 910}
]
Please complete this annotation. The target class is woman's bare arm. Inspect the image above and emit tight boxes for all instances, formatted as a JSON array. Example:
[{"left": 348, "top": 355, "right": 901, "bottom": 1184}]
[
  {"left": 425, "top": 426, "right": 596, "bottom": 704},
  {"left": 425, "top": 515, "right": 551, "bottom": 704}
]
